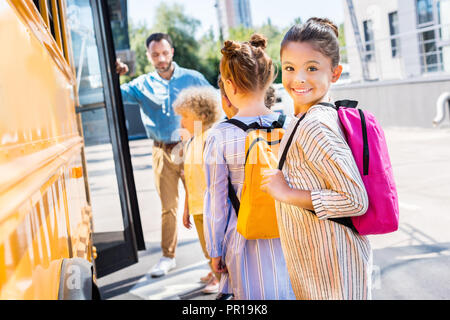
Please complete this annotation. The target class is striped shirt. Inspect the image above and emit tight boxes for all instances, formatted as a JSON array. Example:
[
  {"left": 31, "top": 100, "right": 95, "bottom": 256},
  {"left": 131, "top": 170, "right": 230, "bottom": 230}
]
[
  {"left": 203, "top": 113, "right": 295, "bottom": 300},
  {"left": 276, "top": 104, "right": 373, "bottom": 300}
]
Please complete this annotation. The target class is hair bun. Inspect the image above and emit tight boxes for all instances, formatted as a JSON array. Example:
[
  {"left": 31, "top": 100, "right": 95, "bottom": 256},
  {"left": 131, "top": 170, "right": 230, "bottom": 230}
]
[
  {"left": 249, "top": 34, "right": 267, "bottom": 50},
  {"left": 308, "top": 17, "right": 339, "bottom": 37},
  {"left": 221, "top": 40, "right": 241, "bottom": 58}
]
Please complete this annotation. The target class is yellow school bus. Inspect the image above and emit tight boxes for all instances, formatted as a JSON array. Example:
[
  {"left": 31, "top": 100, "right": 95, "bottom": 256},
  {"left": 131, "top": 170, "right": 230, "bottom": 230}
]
[{"left": 0, "top": 0, "right": 145, "bottom": 299}]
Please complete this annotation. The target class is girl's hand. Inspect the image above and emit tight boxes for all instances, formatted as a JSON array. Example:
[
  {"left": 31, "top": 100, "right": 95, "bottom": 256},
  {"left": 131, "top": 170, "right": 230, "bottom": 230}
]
[
  {"left": 262, "top": 169, "right": 315, "bottom": 211},
  {"left": 183, "top": 206, "right": 192, "bottom": 229},
  {"left": 211, "top": 257, "right": 228, "bottom": 274},
  {"left": 261, "top": 169, "right": 291, "bottom": 202}
]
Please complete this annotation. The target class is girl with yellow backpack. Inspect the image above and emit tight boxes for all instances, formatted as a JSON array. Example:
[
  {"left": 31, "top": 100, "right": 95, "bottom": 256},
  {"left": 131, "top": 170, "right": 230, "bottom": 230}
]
[{"left": 203, "top": 34, "right": 295, "bottom": 300}]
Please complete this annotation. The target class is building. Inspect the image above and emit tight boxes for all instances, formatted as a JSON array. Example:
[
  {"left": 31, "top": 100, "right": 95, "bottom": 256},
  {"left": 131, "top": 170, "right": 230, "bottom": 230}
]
[
  {"left": 342, "top": 0, "right": 450, "bottom": 82},
  {"left": 215, "top": 0, "right": 253, "bottom": 40},
  {"left": 331, "top": 0, "right": 450, "bottom": 128}
]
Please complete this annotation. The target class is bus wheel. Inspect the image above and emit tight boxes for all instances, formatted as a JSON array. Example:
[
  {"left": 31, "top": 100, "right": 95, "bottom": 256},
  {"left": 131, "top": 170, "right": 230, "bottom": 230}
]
[{"left": 58, "top": 258, "right": 101, "bottom": 300}]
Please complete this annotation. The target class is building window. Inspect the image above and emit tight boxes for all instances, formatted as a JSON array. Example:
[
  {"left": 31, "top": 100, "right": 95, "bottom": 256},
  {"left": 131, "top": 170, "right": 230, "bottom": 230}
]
[
  {"left": 363, "top": 20, "right": 374, "bottom": 61},
  {"left": 388, "top": 11, "right": 400, "bottom": 58},
  {"left": 419, "top": 30, "right": 443, "bottom": 72},
  {"left": 416, "top": 0, "right": 444, "bottom": 73},
  {"left": 416, "top": 0, "right": 434, "bottom": 25}
]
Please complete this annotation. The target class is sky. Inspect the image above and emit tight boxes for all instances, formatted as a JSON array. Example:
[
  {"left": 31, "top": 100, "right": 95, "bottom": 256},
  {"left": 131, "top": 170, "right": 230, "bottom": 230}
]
[{"left": 127, "top": 0, "right": 345, "bottom": 38}]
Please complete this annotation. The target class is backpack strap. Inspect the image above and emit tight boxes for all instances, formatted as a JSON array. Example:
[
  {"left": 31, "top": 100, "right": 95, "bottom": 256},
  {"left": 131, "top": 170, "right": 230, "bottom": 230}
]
[
  {"left": 329, "top": 217, "right": 359, "bottom": 233},
  {"left": 225, "top": 118, "right": 249, "bottom": 131},
  {"left": 335, "top": 99, "right": 358, "bottom": 108},
  {"left": 278, "top": 113, "right": 307, "bottom": 170},
  {"left": 223, "top": 118, "right": 245, "bottom": 217},
  {"left": 358, "top": 109, "right": 369, "bottom": 175},
  {"left": 318, "top": 100, "right": 359, "bottom": 109},
  {"left": 185, "top": 136, "right": 194, "bottom": 150},
  {"left": 271, "top": 114, "right": 286, "bottom": 129},
  {"left": 228, "top": 176, "right": 240, "bottom": 217},
  {"left": 225, "top": 114, "right": 286, "bottom": 132}
]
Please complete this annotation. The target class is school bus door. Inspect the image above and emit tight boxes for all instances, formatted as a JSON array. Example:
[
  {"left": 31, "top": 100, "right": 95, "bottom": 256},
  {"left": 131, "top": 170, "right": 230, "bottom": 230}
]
[{"left": 66, "top": 0, "right": 145, "bottom": 278}]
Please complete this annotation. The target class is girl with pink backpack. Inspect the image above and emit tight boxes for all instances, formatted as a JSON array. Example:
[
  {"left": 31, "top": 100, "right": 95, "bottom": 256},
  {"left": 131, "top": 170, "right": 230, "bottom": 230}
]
[{"left": 261, "top": 18, "right": 397, "bottom": 300}]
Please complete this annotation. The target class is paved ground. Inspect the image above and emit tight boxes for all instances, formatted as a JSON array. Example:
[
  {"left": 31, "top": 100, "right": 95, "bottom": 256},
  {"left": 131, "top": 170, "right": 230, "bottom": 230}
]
[
  {"left": 92, "top": 139, "right": 216, "bottom": 300},
  {"left": 367, "top": 126, "right": 450, "bottom": 299},
  {"left": 93, "top": 125, "right": 450, "bottom": 300}
]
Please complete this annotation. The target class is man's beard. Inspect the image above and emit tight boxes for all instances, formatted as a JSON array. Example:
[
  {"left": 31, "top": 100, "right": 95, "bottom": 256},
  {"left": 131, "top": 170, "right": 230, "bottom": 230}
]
[{"left": 156, "top": 60, "right": 173, "bottom": 73}]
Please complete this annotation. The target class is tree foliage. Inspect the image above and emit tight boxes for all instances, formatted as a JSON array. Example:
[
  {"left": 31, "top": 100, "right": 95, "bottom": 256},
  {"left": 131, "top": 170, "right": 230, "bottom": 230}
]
[
  {"left": 338, "top": 23, "right": 348, "bottom": 63},
  {"left": 122, "top": 4, "right": 326, "bottom": 86}
]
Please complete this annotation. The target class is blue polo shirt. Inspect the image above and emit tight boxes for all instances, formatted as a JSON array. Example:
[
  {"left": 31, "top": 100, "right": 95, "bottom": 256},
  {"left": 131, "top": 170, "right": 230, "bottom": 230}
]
[{"left": 120, "top": 62, "right": 212, "bottom": 143}]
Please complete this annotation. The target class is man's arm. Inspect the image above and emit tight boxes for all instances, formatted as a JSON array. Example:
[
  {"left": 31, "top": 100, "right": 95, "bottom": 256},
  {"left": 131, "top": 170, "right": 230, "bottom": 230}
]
[
  {"left": 115, "top": 59, "right": 139, "bottom": 105},
  {"left": 116, "top": 58, "right": 129, "bottom": 75},
  {"left": 193, "top": 72, "right": 213, "bottom": 88}
]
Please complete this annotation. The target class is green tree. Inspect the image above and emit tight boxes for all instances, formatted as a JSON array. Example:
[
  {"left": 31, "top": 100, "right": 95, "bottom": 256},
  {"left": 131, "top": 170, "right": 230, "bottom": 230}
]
[
  {"left": 228, "top": 25, "right": 255, "bottom": 42},
  {"left": 120, "top": 19, "right": 152, "bottom": 84},
  {"left": 151, "top": 3, "right": 203, "bottom": 75},
  {"left": 198, "top": 28, "right": 221, "bottom": 86},
  {"left": 338, "top": 23, "right": 348, "bottom": 63},
  {"left": 257, "top": 21, "right": 285, "bottom": 83},
  {"left": 293, "top": 17, "right": 302, "bottom": 25},
  {"left": 122, "top": 3, "right": 219, "bottom": 86},
  {"left": 123, "top": 3, "right": 303, "bottom": 87}
]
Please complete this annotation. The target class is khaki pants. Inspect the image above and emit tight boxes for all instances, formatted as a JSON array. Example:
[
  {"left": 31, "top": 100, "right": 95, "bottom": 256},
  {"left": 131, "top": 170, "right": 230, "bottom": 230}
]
[
  {"left": 193, "top": 214, "right": 221, "bottom": 280},
  {"left": 152, "top": 143, "right": 184, "bottom": 259}
]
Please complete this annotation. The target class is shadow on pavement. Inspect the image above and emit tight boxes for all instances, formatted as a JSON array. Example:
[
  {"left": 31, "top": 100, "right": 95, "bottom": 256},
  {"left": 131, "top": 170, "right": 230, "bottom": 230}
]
[
  {"left": 138, "top": 239, "right": 201, "bottom": 257},
  {"left": 99, "top": 275, "right": 145, "bottom": 299},
  {"left": 373, "top": 223, "right": 450, "bottom": 299},
  {"left": 98, "top": 239, "right": 206, "bottom": 300}
]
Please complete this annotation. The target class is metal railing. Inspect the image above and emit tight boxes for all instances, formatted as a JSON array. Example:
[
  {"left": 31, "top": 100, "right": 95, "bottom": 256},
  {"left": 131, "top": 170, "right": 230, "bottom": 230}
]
[{"left": 339, "top": 22, "right": 450, "bottom": 82}]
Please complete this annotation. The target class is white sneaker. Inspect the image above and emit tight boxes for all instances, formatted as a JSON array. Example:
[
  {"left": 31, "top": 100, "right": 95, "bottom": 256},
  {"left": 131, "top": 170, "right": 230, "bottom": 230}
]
[
  {"left": 150, "top": 257, "right": 176, "bottom": 277},
  {"left": 202, "top": 277, "right": 219, "bottom": 294}
]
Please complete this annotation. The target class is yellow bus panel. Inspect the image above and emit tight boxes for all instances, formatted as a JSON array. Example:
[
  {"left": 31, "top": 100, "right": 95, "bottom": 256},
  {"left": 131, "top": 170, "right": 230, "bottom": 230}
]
[{"left": 0, "top": 0, "right": 92, "bottom": 299}]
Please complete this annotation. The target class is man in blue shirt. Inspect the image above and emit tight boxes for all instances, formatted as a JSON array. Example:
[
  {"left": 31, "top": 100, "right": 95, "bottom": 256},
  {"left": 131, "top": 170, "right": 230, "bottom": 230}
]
[{"left": 116, "top": 33, "right": 212, "bottom": 277}]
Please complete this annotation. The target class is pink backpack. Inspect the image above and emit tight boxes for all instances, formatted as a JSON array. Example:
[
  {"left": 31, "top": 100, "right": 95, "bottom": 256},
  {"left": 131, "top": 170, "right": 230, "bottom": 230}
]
[
  {"left": 321, "top": 100, "right": 399, "bottom": 235},
  {"left": 279, "top": 100, "right": 399, "bottom": 235}
]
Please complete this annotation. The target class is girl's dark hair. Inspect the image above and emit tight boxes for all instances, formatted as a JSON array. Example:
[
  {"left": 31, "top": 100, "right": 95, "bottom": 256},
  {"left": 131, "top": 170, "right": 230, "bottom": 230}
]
[
  {"left": 220, "top": 34, "right": 275, "bottom": 93},
  {"left": 280, "top": 17, "right": 340, "bottom": 67}
]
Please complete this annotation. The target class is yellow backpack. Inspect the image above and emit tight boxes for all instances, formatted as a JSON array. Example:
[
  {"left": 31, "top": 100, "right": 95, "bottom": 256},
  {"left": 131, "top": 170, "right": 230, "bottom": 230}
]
[{"left": 226, "top": 114, "right": 286, "bottom": 239}]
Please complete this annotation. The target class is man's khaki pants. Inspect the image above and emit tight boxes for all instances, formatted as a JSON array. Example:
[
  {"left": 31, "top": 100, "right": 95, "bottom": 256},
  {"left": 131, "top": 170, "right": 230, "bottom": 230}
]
[{"left": 152, "top": 143, "right": 184, "bottom": 259}]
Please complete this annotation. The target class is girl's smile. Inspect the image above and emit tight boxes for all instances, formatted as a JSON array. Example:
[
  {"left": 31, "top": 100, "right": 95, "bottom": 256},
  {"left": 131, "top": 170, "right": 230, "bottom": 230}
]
[{"left": 291, "top": 87, "right": 313, "bottom": 95}]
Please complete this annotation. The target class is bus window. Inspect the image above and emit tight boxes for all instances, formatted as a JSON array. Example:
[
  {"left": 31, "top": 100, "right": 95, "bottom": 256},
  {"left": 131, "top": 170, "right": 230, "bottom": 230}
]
[
  {"left": 46, "top": 0, "right": 57, "bottom": 43},
  {"left": 57, "top": 0, "right": 71, "bottom": 63},
  {"left": 36, "top": 0, "right": 50, "bottom": 29},
  {"left": 49, "top": 0, "right": 64, "bottom": 54},
  {"left": 35, "top": 1, "right": 58, "bottom": 49},
  {"left": 33, "top": 0, "right": 66, "bottom": 57}
]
